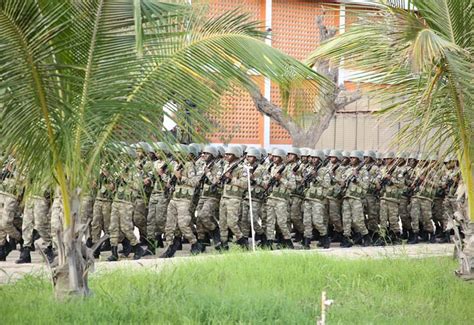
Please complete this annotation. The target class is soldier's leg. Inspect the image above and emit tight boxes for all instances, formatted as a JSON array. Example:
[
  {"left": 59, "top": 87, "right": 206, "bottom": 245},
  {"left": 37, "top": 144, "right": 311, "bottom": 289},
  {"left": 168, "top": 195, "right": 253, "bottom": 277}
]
[
  {"left": 341, "top": 199, "right": 353, "bottom": 238},
  {"left": 289, "top": 196, "right": 304, "bottom": 235},
  {"left": 176, "top": 200, "right": 197, "bottom": 245},
  {"left": 133, "top": 199, "right": 147, "bottom": 239},
  {"left": 164, "top": 200, "right": 178, "bottom": 246},
  {"left": 251, "top": 200, "right": 264, "bottom": 236},
  {"left": 218, "top": 199, "right": 229, "bottom": 243},
  {"left": 409, "top": 198, "right": 421, "bottom": 242},
  {"left": 399, "top": 196, "right": 412, "bottom": 233},
  {"left": 156, "top": 195, "right": 169, "bottom": 236},
  {"left": 21, "top": 199, "right": 35, "bottom": 248},
  {"left": 240, "top": 200, "right": 251, "bottom": 238},
  {"left": 109, "top": 202, "right": 121, "bottom": 246},
  {"left": 119, "top": 201, "right": 138, "bottom": 246},
  {"left": 2, "top": 195, "right": 21, "bottom": 241},
  {"left": 328, "top": 199, "right": 343, "bottom": 233},
  {"left": 265, "top": 200, "right": 276, "bottom": 241},
  {"left": 387, "top": 200, "right": 401, "bottom": 234},
  {"left": 420, "top": 199, "right": 434, "bottom": 234},
  {"left": 50, "top": 199, "right": 63, "bottom": 249},
  {"left": 91, "top": 200, "right": 104, "bottom": 243},
  {"left": 351, "top": 199, "right": 369, "bottom": 236},
  {"left": 34, "top": 197, "right": 52, "bottom": 247},
  {"left": 275, "top": 200, "right": 291, "bottom": 240},
  {"left": 200, "top": 199, "right": 219, "bottom": 234},
  {"left": 227, "top": 198, "right": 244, "bottom": 240},
  {"left": 312, "top": 200, "right": 328, "bottom": 237},
  {"left": 303, "top": 200, "right": 313, "bottom": 239},
  {"left": 365, "top": 195, "right": 380, "bottom": 233},
  {"left": 146, "top": 194, "right": 159, "bottom": 240},
  {"left": 379, "top": 199, "right": 389, "bottom": 237}
]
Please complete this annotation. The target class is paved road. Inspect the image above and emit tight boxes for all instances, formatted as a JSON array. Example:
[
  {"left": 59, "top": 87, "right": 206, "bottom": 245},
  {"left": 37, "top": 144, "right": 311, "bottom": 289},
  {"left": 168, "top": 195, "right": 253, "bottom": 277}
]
[{"left": 0, "top": 242, "right": 455, "bottom": 285}]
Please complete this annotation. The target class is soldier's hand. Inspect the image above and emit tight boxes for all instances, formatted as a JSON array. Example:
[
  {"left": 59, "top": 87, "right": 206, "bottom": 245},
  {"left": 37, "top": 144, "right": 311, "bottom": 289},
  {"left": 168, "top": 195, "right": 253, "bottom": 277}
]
[
  {"left": 174, "top": 170, "right": 182, "bottom": 178},
  {"left": 144, "top": 178, "right": 152, "bottom": 186},
  {"left": 274, "top": 173, "right": 282, "bottom": 180},
  {"left": 225, "top": 172, "right": 232, "bottom": 179},
  {"left": 158, "top": 168, "right": 165, "bottom": 176}
]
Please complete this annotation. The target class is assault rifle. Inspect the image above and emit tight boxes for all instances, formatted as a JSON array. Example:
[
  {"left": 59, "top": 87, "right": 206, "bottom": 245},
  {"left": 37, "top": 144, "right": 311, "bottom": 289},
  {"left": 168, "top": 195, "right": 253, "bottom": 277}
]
[
  {"left": 264, "top": 161, "right": 301, "bottom": 195},
  {"left": 164, "top": 163, "right": 183, "bottom": 197},
  {"left": 340, "top": 162, "right": 366, "bottom": 197},
  {"left": 375, "top": 162, "right": 397, "bottom": 196},
  {"left": 211, "top": 156, "right": 246, "bottom": 191},
  {"left": 192, "top": 159, "right": 216, "bottom": 205}
]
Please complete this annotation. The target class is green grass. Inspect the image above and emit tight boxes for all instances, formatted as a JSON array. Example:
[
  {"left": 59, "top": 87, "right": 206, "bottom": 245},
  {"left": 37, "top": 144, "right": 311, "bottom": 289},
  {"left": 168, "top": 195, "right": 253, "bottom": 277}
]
[{"left": 1, "top": 253, "right": 473, "bottom": 324}]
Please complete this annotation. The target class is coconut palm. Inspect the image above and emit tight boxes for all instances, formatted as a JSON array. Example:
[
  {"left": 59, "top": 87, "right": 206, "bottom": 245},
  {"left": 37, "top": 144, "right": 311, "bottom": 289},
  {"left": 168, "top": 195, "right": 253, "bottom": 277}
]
[
  {"left": 0, "top": 0, "right": 330, "bottom": 297},
  {"left": 309, "top": 0, "right": 473, "bottom": 277}
]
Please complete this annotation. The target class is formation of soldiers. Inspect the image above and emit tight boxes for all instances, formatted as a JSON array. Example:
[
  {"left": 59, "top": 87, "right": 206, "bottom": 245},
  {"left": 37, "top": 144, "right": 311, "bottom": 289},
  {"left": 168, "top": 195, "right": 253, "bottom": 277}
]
[{"left": 0, "top": 143, "right": 464, "bottom": 263}]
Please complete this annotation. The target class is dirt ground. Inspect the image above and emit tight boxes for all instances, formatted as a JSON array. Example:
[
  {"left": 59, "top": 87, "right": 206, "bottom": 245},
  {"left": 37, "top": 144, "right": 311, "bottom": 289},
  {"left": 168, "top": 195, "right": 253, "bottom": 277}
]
[{"left": 0, "top": 242, "right": 455, "bottom": 285}]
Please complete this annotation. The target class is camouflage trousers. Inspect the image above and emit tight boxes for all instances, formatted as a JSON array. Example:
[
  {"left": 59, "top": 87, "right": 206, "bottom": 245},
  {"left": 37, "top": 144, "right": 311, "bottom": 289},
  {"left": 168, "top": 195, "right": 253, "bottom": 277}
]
[
  {"left": 196, "top": 197, "right": 219, "bottom": 241},
  {"left": 303, "top": 198, "right": 328, "bottom": 238},
  {"left": 22, "top": 196, "right": 51, "bottom": 248},
  {"left": 146, "top": 192, "right": 169, "bottom": 239},
  {"left": 241, "top": 198, "right": 264, "bottom": 238},
  {"left": 398, "top": 196, "right": 412, "bottom": 231},
  {"left": 0, "top": 192, "right": 21, "bottom": 245},
  {"left": 109, "top": 200, "right": 138, "bottom": 246},
  {"left": 327, "top": 198, "right": 343, "bottom": 233},
  {"left": 219, "top": 197, "right": 243, "bottom": 243},
  {"left": 379, "top": 198, "right": 400, "bottom": 235},
  {"left": 80, "top": 195, "right": 94, "bottom": 239},
  {"left": 432, "top": 197, "right": 446, "bottom": 230},
  {"left": 364, "top": 194, "right": 380, "bottom": 233},
  {"left": 91, "top": 198, "right": 112, "bottom": 243},
  {"left": 289, "top": 196, "right": 304, "bottom": 234},
  {"left": 165, "top": 199, "right": 197, "bottom": 246},
  {"left": 133, "top": 198, "right": 148, "bottom": 239},
  {"left": 410, "top": 197, "right": 434, "bottom": 233},
  {"left": 443, "top": 197, "right": 459, "bottom": 229},
  {"left": 51, "top": 197, "right": 64, "bottom": 248},
  {"left": 342, "top": 197, "right": 368, "bottom": 237},
  {"left": 266, "top": 197, "right": 291, "bottom": 241}
]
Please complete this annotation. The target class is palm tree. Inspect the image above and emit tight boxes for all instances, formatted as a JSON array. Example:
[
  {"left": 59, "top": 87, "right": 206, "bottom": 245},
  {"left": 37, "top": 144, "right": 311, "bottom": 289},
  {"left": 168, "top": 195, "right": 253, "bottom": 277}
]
[
  {"left": 309, "top": 0, "right": 473, "bottom": 277},
  {"left": 0, "top": 0, "right": 329, "bottom": 297}
]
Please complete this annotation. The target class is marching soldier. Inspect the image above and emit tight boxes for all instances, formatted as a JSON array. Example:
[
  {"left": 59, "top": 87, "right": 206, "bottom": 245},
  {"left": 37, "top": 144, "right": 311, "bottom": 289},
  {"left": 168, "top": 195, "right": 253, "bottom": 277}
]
[
  {"left": 325, "top": 150, "right": 345, "bottom": 241},
  {"left": 287, "top": 148, "right": 305, "bottom": 243},
  {"left": 362, "top": 150, "right": 380, "bottom": 237}
]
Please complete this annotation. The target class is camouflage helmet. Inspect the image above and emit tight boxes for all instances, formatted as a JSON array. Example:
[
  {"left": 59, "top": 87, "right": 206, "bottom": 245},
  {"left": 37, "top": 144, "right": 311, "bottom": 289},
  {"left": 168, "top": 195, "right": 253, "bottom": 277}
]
[
  {"left": 350, "top": 150, "right": 363, "bottom": 161},
  {"left": 300, "top": 148, "right": 309, "bottom": 157},
  {"left": 323, "top": 149, "right": 331, "bottom": 156},
  {"left": 260, "top": 148, "right": 267, "bottom": 157},
  {"left": 311, "top": 149, "right": 325, "bottom": 160},
  {"left": 217, "top": 145, "right": 225, "bottom": 157},
  {"left": 202, "top": 145, "right": 218, "bottom": 158},
  {"left": 240, "top": 144, "right": 248, "bottom": 154},
  {"left": 375, "top": 151, "right": 383, "bottom": 159},
  {"left": 328, "top": 149, "right": 342, "bottom": 160},
  {"left": 429, "top": 153, "right": 438, "bottom": 161},
  {"left": 397, "top": 151, "right": 408, "bottom": 159},
  {"left": 153, "top": 142, "right": 169, "bottom": 154},
  {"left": 342, "top": 150, "right": 351, "bottom": 158},
  {"left": 246, "top": 147, "right": 261, "bottom": 160},
  {"left": 225, "top": 146, "right": 242, "bottom": 158},
  {"left": 287, "top": 147, "right": 301, "bottom": 157},
  {"left": 408, "top": 152, "right": 419, "bottom": 160},
  {"left": 189, "top": 143, "right": 201, "bottom": 154},
  {"left": 272, "top": 148, "right": 286, "bottom": 159},
  {"left": 363, "top": 150, "right": 376, "bottom": 160},
  {"left": 418, "top": 152, "right": 429, "bottom": 161},
  {"left": 383, "top": 151, "right": 396, "bottom": 159}
]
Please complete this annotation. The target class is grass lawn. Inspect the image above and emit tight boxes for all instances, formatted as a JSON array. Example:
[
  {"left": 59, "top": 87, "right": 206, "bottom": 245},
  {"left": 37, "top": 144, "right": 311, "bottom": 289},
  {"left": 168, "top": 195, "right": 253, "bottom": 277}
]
[{"left": 1, "top": 252, "right": 473, "bottom": 324}]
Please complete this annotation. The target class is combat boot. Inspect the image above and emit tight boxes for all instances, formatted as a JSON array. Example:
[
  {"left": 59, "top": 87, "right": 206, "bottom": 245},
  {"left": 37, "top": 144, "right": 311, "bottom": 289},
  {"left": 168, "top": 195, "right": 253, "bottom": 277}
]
[
  {"left": 44, "top": 245, "right": 55, "bottom": 264},
  {"left": 190, "top": 241, "right": 204, "bottom": 255},
  {"left": 420, "top": 230, "right": 429, "bottom": 242},
  {"left": 101, "top": 238, "right": 112, "bottom": 251},
  {"left": 155, "top": 233, "right": 164, "bottom": 248},
  {"left": 401, "top": 229, "right": 409, "bottom": 240},
  {"left": 0, "top": 245, "right": 6, "bottom": 261},
  {"left": 93, "top": 246, "right": 101, "bottom": 259},
  {"left": 257, "top": 234, "right": 268, "bottom": 248},
  {"left": 352, "top": 232, "right": 363, "bottom": 245},
  {"left": 107, "top": 246, "right": 119, "bottom": 262},
  {"left": 120, "top": 238, "right": 132, "bottom": 257},
  {"left": 176, "top": 237, "right": 183, "bottom": 251},
  {"left": 264, "top": 239, "right": 274, "bottom": 250},
  {"left": 407, "top": 231, "right": 419, "bottom": 244},
  {"left": 322, "top": 235, "right": 331, "bottom": 249},
  {"left": 373, "top": 234, "right": 387, "bottom": 246},
  {"left": 362, "top": 234, "right": 372, "bottom": 247},
  {"left": 210, "top": 228, "right": 221, "bottom": 246},
  {"left": 303, "top": 237, "right": 311, "bottom": 250},
  {"left": 86, "top": 238, "right": 93, "bottom": 248},
  {"left": 198, "top": 240, "right": 206, "bottom": 253},
  {"left": 133, "top": 244, "right": 145, "bottom": 260},
  {"left": 429, "top": 232, "right": 437, "bottom": 244},
  {"left": 293, "top": 231, "right": 303, "bottom": 243},
  {"left": 340, "top": 236, "right": 353, "bottom": 248},
  {"left": 236, "top": 237, "right": 249, "bottom": 250},
  {"left": 438, "top": 231, "right": 451, "bottom": 243},
  {"left": 143, "top": 239, "right": 156, "bottom": 256},
  {"left": 390, "top": 231, "right": 402, "bottom": 245},
  {"left": 159, "top": 237, "right": 181, "bottom": 258},
  {"left": 15, "top": 247, "right": 31, "bottom": 264},
  {"left": 215, "top": 241, "right": 229, "bottom": 252},
  {"left": 283, "top": 239, "right": 294, "bottom": 249}
]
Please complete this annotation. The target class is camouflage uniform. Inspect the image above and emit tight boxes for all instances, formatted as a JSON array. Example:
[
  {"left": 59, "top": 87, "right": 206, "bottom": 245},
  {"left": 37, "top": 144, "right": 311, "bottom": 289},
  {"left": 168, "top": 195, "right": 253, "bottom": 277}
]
[
  {"left": 132, "top": 160, "right": 151, "bottom": 240},
  {"left": 164, "top": 161, "right": 201, "bottom": 246},
  {"left": 50, "top": 187, "right": 64, "bottom": 248},
  {"left": 341, "top": 165, "right": 370, "bottom": 237},
  {"left": 219, "top": 160, "right": 247, "bottom": 243},
  {"left": 443, "top": 166, "right": 460, "bottom": 231},
  {"left": 363, "top": 163, "right": 380, "bottom": 233},
  {"left": 146, "top": 158, "right": 170, "bottom": 240},
  {"left": 288, "top": 161, "right": 305, "bottom": 237},
  {"left": 303, "top": 164, "right": 330, "bottom": 238},
  {"left": 265, "top": 163, "right": 296, "bottom": 241},
  {"left": 91, "top": 172, "right": 114, "bottom": 244},
  {"left": 398, "top": 164, "right": 414, "bottom": 233},
  {"left": 326, "top": 161, "right": 345, "bottom": 234},
  {"left": 410, "top": 165, "right": 438, "bottom": 234},
  {"left": 377, "top": 164, "right": 404, "bottom": 236},
  {"left": 241, "top": 163, "right": 266, "bottom": 238},
  {"left": 22, "top": 191, "right": 51, "bottom": 248},
  {"left": 0, "top": 167, "right": 22, "bottom": 246},
  {"left": 80, "top": 191, "right": 95, "bottom": 240}
]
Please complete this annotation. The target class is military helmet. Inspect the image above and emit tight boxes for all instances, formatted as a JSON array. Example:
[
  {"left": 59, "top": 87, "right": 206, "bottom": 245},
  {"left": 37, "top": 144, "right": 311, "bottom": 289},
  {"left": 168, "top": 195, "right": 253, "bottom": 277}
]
[
  {"left": 153, "top": 142, "right": 168, "bottom": 154},
  {"left": 350, "top": 150, "right": 363, "bottom": 160},
  {"left": 287, "top": 147, "right": 301, "bottom": 157},
  {"left": 260, "top": 148, "right": 267, "bottom": 157},
  {"left": 216, "top": 145, "right": 225, "bottom": 157},
  {"left": 138, "top": 142, "right": 153, "bottom": 153},
  {"left": 429, "top": 153, "right": 438, "bottom": 161},
  {"left": 418, "top": 152, "right": 429, "bottom": 161},
  {"left": 225, "top": 146, "right": 242, "bottom": 158},
  {"left": 323, "top": 149, "right": 331, "bottom": 156},
  {"left": 328, "top": 149, "right": 342, "bottom": 160},
  {"left": 272, "top": 148, "right": 286, "bottom": 159},
  {"left": 246, "top": 147, "right": 261, "bottom": 160},
  {"left": 407, "top": 152, "right": 418, "bottom": 160},
  {"left": 383, "top": 151, "right": 396, "bottom": 159},
  {"left": 342, "top": 150, "right": 351, "bottom": 158},
  {"left": 363, "top": 150, "right": 376, "bottom": 159},
  {"left": 397, "top": 151, "right": 408, "bottom": 159},
  {"left": 375, "top": 151, "right": 382, "bottom": 159},
  {"left": 240, "top": 144, "right": 248, "bottom": 154},
  {"left": 188, "top": 143, "right": 201, "bottom": 154},
  {"left": 311, "top": 149, "right": 325, "bottom": 160},
  {"left": 202, "top": 145, "right": 218, "bottom": 158},
  {"left": 300, "top": 148, "right": 309, "bottom": 157}
]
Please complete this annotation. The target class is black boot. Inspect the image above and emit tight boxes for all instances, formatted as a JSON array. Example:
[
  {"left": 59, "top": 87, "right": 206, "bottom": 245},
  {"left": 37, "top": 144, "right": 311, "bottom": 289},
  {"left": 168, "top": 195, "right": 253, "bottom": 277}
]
[
  {"left": 120, "top": 238, "right": 132, "bottom": 257},
  {"left": 3, "top": 239, "right": 15, "bottom": 258},
  {"left": 352, "top": 232, "right": 363, "bottom": 245},
  {"left": 190, "top": 241, "right": 204, "bottom": 255},
  {"left": 86, "top": 238, "right": 93, "bottom": 248},
  {"left": 143, "top": 238, "right": 156, "bottom": 256},
  {"left": 155, "top": 234, "right": 164, "bottom": 248},
  {"left": 429, "top": 232, "right": 437, "bottom": 244},
  {"left": 438, "top": 231, "right": 451, "bottom": 243},
  {"left": 236, "top": 237, "right": 249, "bottom": 250},
  {"left": 199, "top": 240, "right": 206, "bottom": 253},
  {"left": 44, "top": 245, "right": 55, "bottom": 264},
  {"left": 132, "top": 244, "right": 145, "bottom": 260},
  {"left": 401, "top": 229, "right": 409, "bottom": 240},
  {"left": 101, "top": 239, "right": 112, "bottom": 252},
  {"left": 390, "top": 231, "right": 402, "bottom": 245},
  {"left": 210, "top": 228, "right": 221, "bottom": 246},
  {"left": 176, "top": 237, "right": 183, "bottom": 251},
  {"left": 332, "top": 232, "right": 343, "bottom": 243},
  {"left": 0, "top": 245, "right": 6, "bottom": 261},
  {"left": 257, "top": 233, "right": 268, "bottom": 248},
  {"left": 362, "top": 234, "right": 372, "bottom": 247},
  {"left": 107, "top": 246, "right": 119, "bottom": 261},
  {"left": 15, "top": 247, "right": 32, "bottom": 264},
  {"left": 93, "top": 245, "right": 101, "bottom": 259},
  {"left": 420, "top": 230, "right": 429, "bottom": 242},
  {"left": 284, "top": 239, "right": 294, "bottom": 249},
  {"left": 303, "top": 237, "right": 311, "bottom": 249},
  {"left": 215, "top": 241, "right": 229, "bottom": 252},
  {"left": 407, "top": 231, "right": 419, "bottom": 244},
  {"left": 373, "top": 232, "right": 387, "bottom": 246},
  {"left": 264, "top": 239, "right": 274, "bottom": 250},
  {"left": 340, "top": 236, "right": 353, "bottom": 248},
  {"left": 322, "top": 235, "right": 331, "bottom": 249},
  {"left": 159, "top": 237, "right": 180, "bottom": 258},
  {"left": 293, "top": 231, "right": 303, "bottom": 243}
]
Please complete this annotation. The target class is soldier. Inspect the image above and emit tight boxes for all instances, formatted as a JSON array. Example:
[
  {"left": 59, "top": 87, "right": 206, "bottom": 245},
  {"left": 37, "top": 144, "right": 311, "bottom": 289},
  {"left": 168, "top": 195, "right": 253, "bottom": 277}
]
[
  {"left": 80, "top": 186, "right": 95, "bottom": 247},
  {"left": 302, "top": 150, "right": 331, "bottom": 249},
  {"left": 362, "top": 150, "right": 380, "bottom": 237},
  {"left": 90, "top": 166, "right": 114, "bottom": 258},
  {"left": 143, "top": 142, "right": 170, "bottom": 256},
  {"left": 108, "top": 147, "right": 145, "bottom": 261},
  {"left": 0, "top": 158, "right": 23, "bottom": 261},
  {"left": 374, "top": 152, "right": 403, "bottom": 245},
  {"left": 408, "top": 154, "right": 438, "bottom": 244},
  {"left": 216, "top": 146, "right": 248, "bottom": 250},
  {"left": 264, "top": 148, "right": 296, "bottom": 249},
  {"left": 16, "top": 181, "right": 54, "bottom": 264},
  {"left": 241, "top": 147, "right": 266, "bottom": 245},
  {"left": 440, "top": 156, "right": 460, "bottom": 243},
  {"left": 398, "top": 152, "right": 417, "bottom": 240},
  {"left": 50, "top": 185, "right": 63, "bottom": 251},
  {"left": 287, "top": 147, "right": 305, "bottom": 242},
  {"left": 160, "top": 145, "right": 203, "bottom": 258},
  {"left": 340, "top": 150, "right": 371, "bottom": 247},
  {"left": 195, "top": 145, "right": 223, "bottom": 250},
  {"left": 325, "top": 150, "right": 345, "bottom": 241}
]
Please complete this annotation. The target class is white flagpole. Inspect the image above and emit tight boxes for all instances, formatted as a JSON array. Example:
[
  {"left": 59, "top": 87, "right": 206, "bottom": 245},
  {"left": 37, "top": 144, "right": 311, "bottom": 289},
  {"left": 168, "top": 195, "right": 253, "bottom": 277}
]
[{"left": 244, "top": 165, "right": 256, "bottom": 252}]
